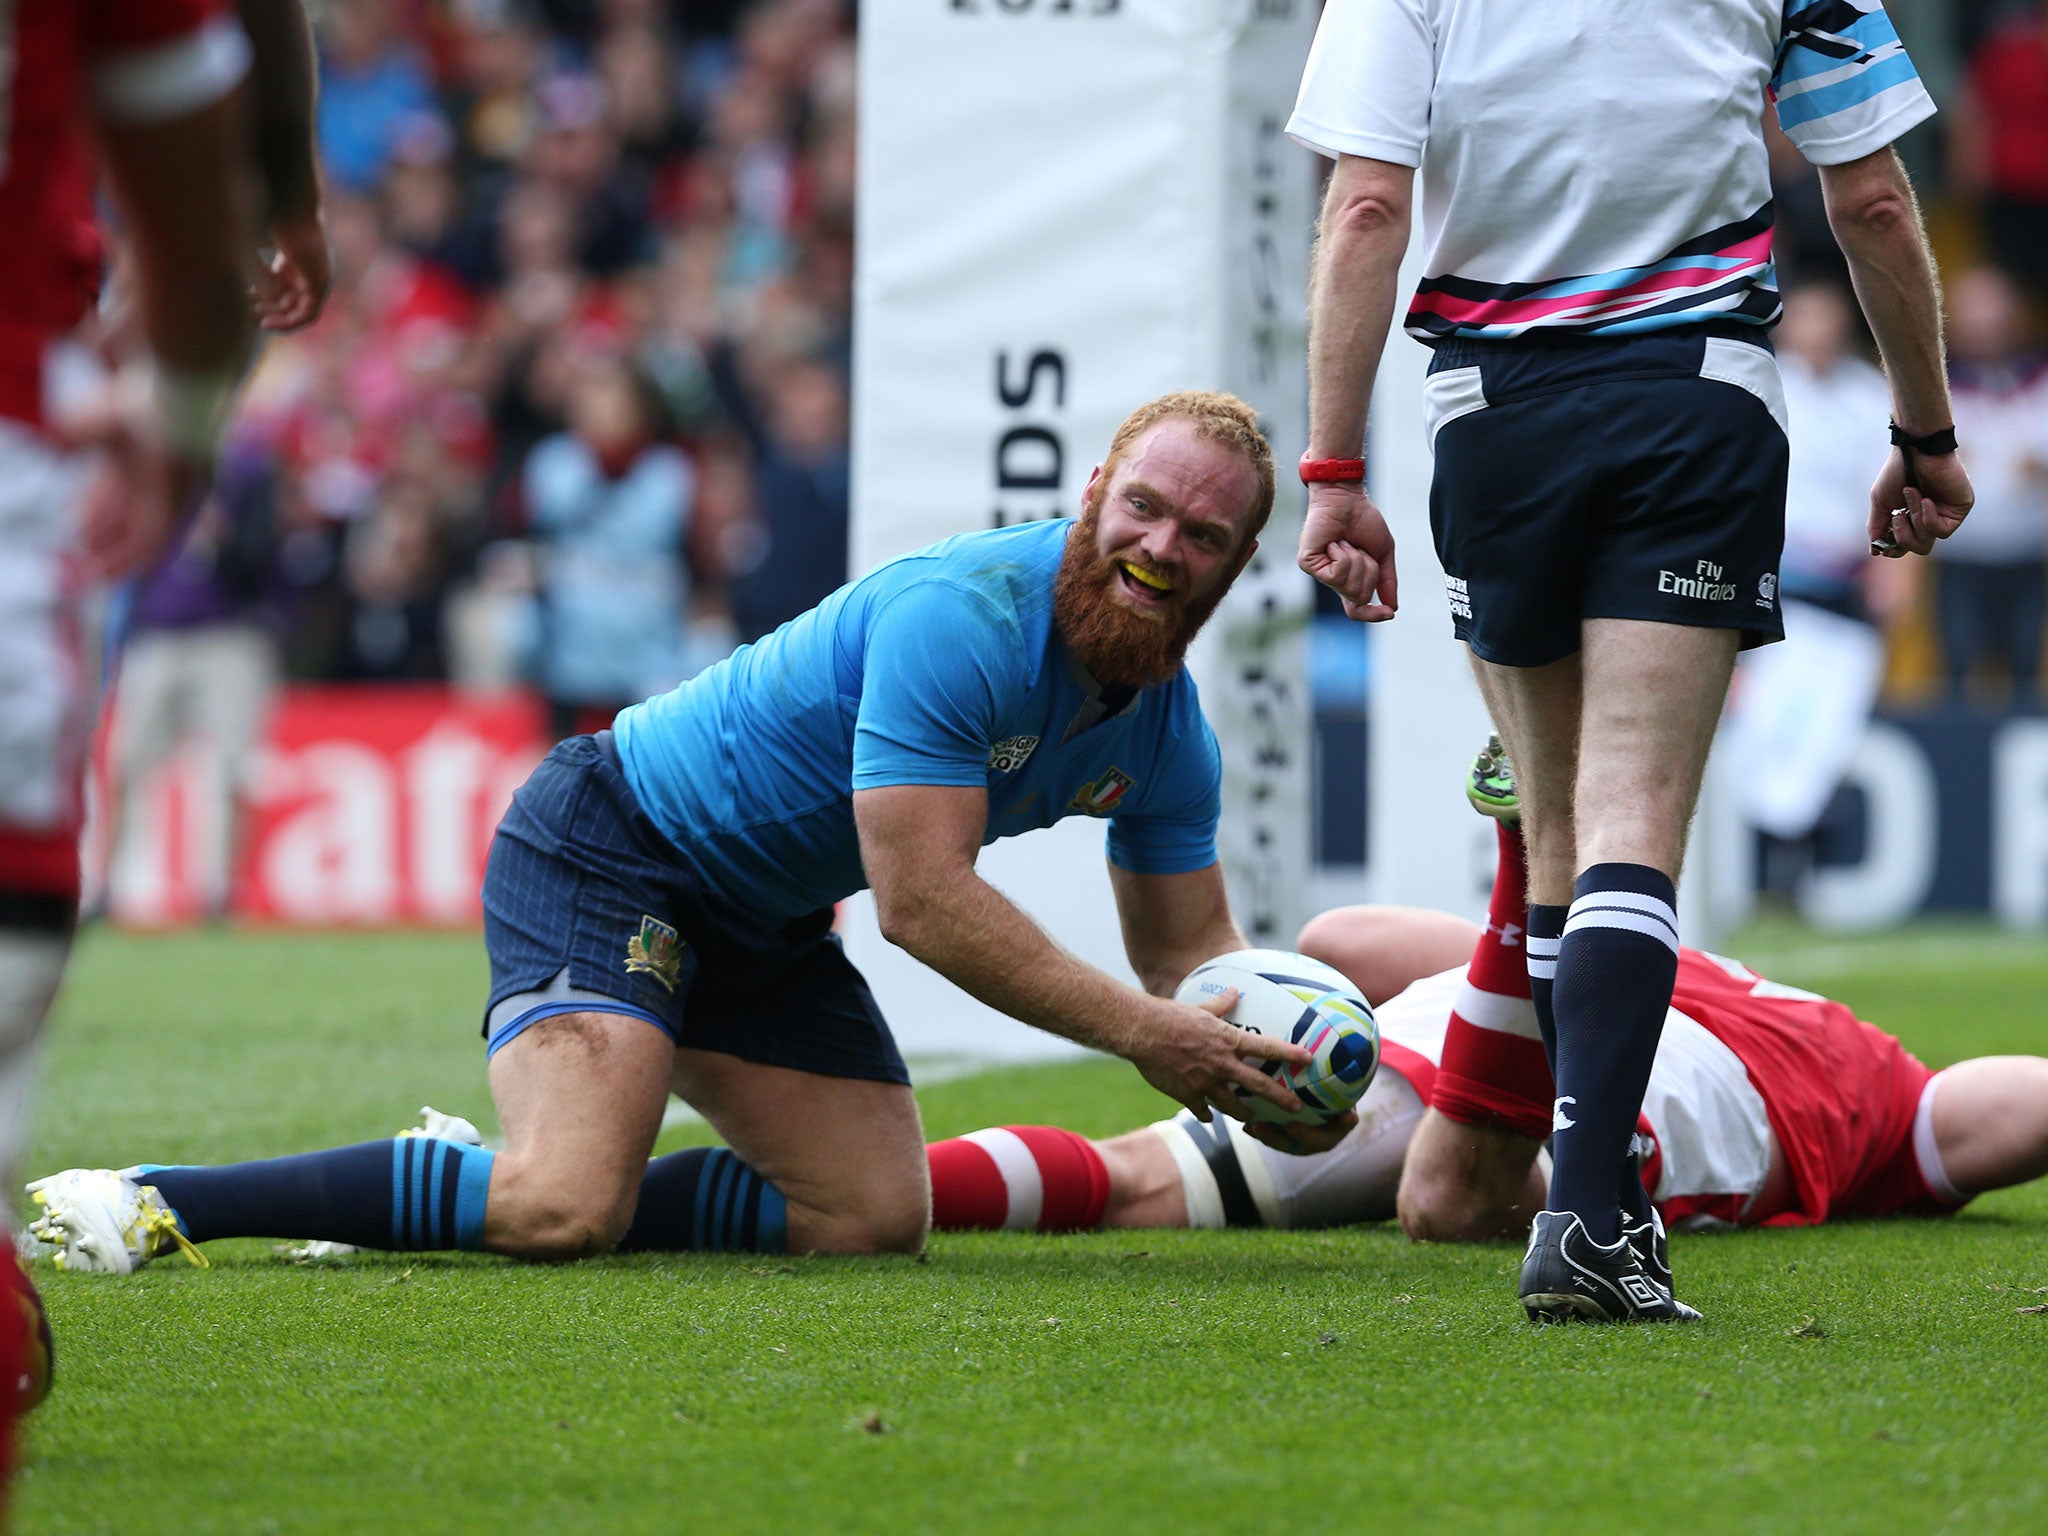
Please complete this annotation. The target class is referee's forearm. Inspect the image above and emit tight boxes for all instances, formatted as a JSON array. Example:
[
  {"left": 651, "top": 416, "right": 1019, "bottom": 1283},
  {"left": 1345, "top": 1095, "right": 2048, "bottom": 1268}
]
[
  {"left": 1306, "top": 159, "right": 1412, "bottom": 458},
  {"left": 1823, "top": 152, "right": 1953, "bottom": 434}
]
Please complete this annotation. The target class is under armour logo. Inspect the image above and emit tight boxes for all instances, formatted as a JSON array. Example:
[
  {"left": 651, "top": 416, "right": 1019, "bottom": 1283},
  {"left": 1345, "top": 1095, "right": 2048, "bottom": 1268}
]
[
  {"left": 1553, "top": 1095, "right": 1577, "bottom": 1131},
  {"left": 1491, "top": 921, "right": 1524, "bottom": 948}
]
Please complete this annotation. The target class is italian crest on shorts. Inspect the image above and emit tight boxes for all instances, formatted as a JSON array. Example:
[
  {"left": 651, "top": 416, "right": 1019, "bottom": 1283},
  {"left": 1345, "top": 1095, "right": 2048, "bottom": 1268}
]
[
  {"left": 625, "top": 914, "right": 685, "bottom": 993},
  {"left": 1069, "top": 766, "right": 1136, "bottom": 815}
]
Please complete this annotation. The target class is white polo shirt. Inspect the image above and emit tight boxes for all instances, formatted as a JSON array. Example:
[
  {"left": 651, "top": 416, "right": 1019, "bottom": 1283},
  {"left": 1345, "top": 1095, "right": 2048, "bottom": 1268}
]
[
  {"left": 1779, "top": 352, "right": 1892, "bottom": 592},
  {"left": 1940, "top": 362, "right": 2048, "bottom": 565},
  {"left": 1288, "top": 0, "right": 1935, "bottom": 340}
]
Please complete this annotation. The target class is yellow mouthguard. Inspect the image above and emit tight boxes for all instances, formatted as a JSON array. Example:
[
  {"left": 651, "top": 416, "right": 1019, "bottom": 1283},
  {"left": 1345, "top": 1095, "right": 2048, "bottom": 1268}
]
[{"left": 1120, "top": 561, "right": 1172, "bottom": 591}]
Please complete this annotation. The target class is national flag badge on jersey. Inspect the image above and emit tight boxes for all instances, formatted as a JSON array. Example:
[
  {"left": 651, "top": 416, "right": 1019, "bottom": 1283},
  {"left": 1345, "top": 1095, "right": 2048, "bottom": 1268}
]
[
  {"left": 1069, "top": 766, "right": 1136, "bottom": 815},
  {"left": 625, "top": 914, "right": 685, "bottom": 993}
]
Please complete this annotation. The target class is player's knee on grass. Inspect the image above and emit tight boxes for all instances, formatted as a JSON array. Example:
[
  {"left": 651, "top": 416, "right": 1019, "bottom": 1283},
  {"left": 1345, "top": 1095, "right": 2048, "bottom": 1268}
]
[
  {"left": 1396, "top": 1111, "right": 1543, "bottom": 1244},
  {"left": 791, "top": 1181, "right": 929, "bottom": 1256},
  {"left": 484, "top": 1157, "right": 639, "bottom": 1260}
]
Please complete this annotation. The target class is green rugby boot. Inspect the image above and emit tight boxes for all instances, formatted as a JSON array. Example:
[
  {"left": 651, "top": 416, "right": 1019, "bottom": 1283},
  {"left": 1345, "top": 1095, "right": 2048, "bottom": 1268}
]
[{"left": 1466, "top": 733, "right": 1520, "bottom": 828}]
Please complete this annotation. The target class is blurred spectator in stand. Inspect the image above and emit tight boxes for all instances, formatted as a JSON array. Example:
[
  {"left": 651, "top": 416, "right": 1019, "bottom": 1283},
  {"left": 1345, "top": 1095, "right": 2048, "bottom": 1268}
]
[
  {"left": 337, "top": 479, "right": 451, "bottom": 680},
  {"left": 725, "top": 354, "right": 848, "bottom": 641},
  {"left": 525, "top": 72, "right": 657, "bottom": 277},
  {"left": 106, "top": 450, "right": 286, "bottom": 922},
  {"left": 440, "top": 6, "right": 547, "bottom": 183},
  {"left": 478, "top": 179, "right": 595, "bottom": 513},
  {"left": 598, "top": 20, "right": 690, "bottom": 180},
  {"left": 317, "top": 0, "right": 437, "bottom": 194},
  {"left": 382, "top": 112, "right": 468, "bottom": 271},
  {"left": 1724, "top": 281, "right": 1914, "bottom": 904},
  {"left": 1950, "top": 0, "right": 2048, "bottom": 303},
  {"left": 521, "top": 357, "right": 696, "bottom": 737},
  {"left": 1935, "top": 266, "right": 2048, "bottom": 704}
]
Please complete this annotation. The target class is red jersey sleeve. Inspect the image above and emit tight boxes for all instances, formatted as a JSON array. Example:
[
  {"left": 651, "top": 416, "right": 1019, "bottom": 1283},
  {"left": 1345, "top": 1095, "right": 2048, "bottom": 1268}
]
[{"left": 84, "top": 0, "right": 227, "bottom": 54}]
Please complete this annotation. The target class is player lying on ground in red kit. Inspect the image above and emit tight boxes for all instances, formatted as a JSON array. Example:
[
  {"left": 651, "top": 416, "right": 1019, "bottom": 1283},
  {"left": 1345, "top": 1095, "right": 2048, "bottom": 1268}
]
[{"left": 927, "top": 743, "right": 2048, "bottom": 1240}]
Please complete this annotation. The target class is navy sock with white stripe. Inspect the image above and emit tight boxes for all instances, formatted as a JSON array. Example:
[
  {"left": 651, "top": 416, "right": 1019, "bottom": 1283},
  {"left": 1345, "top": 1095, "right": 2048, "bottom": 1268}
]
[
  {"left": 143, "top": 1138, "right": 497, "bottom": 1250},
  {"left": 615, "top": 1147, "right": 788, "bottom": 1253},
  {"left": 1546, "top": 864, "right": 1679, "bottom": 1246},
  {"left": 1524, "top": 903, "right": 1565, "bottom": 1077}
]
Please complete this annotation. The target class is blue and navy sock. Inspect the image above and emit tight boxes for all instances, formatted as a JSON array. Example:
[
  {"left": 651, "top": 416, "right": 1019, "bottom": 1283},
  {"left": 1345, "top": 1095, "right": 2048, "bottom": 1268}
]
[
  {"left": 616, "top": 1147, "right": 788, "bottom": 1253},
  {"left": 1546, "top": 865, "right": 1679, "bottom": 1247},
  {"left": 142, "top": 1138, "right": 497, "bottom": 1251},
  {"left": 1525, "top": 903, "right": 1565, "bottom": 1078}
]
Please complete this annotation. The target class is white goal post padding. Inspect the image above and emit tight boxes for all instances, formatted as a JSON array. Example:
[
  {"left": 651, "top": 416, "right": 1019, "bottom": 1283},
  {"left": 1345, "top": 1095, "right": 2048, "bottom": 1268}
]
[{"left": 848, "top": 0, "right": 1320, "bottom": 1060}]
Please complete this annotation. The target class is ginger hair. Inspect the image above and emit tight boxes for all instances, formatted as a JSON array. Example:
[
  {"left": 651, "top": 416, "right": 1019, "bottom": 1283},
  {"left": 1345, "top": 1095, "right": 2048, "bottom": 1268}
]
[{"left": 1095, "top": 389, "right": 1276, "bottom": 543}]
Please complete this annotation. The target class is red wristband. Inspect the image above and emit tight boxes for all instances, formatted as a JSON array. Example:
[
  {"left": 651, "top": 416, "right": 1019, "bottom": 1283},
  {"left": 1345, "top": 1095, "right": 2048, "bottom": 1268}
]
[{"left": 1299, "top": 455, "right": 1366, "bottom": 484}]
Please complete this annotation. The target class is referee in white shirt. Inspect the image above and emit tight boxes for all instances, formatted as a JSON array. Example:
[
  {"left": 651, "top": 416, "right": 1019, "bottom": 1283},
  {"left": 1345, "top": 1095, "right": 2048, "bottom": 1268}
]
[{"left": 1287, "top": 0, "right": 1974, "bottom": 1321}]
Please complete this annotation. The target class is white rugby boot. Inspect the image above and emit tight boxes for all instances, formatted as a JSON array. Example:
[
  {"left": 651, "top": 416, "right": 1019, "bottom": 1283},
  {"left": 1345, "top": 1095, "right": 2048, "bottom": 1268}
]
[
  {"left": 24, "top": 1168, "right": 207, "bottom": 1274},
  {"left": 402, "top": 1106, "right": 485, "bottom": 1146}
]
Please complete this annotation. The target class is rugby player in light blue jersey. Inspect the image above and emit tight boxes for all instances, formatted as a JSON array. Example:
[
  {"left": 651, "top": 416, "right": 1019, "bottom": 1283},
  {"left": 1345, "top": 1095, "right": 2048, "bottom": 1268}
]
[{"left": 30, "top": 391, "right": 1347, "bottom": 1275}]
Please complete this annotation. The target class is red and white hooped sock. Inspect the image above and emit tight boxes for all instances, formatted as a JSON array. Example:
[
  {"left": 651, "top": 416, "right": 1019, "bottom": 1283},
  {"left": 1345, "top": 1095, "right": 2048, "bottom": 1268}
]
[
  {"left": 1431, "top": 821, "right": 1556, "bottom": 1141},
  {"left": 927, "top": 1125, "right": 1111, "bottom": 1232}
]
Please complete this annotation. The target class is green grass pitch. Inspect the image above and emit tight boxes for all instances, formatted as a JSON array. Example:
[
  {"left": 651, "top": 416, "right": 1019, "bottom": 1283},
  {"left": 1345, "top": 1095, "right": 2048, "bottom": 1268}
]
[{"left": 13, "top": 926, "right": 2048, "bottom": 1534}]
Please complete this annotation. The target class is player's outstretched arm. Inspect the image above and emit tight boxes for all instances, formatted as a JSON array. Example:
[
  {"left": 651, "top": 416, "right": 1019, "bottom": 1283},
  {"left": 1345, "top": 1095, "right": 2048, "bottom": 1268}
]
[
  {"left": 1818, "top": 146, "right": 1974, "bottom": 557},
  {"left": 87, "top": 64, "right": 259, "bottom": 576},
  {"left": 238, "top": 0, "right": 331, "bottom": 331},
  {"left": 854, "top": 784, "right": 1309, "bottom": 1122},
  {"left": 1108, "top": 862, "right": 1245, "bottom": 999}
]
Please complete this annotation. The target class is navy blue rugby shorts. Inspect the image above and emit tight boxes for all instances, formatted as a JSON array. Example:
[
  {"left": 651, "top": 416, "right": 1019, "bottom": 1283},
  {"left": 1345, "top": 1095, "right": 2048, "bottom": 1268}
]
[
  {"left": 479, "top": 732, "right": 909, "bottom": 1085},
  {"left": 1426, "top": 324, "right": 1790, "bottom": 668}
]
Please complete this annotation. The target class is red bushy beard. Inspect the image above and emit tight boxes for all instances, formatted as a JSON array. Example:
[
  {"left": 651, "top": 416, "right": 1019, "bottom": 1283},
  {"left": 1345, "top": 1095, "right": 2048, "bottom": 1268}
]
[{"left": 1052, "top": 498, "right": 1236, "bottom": 691}]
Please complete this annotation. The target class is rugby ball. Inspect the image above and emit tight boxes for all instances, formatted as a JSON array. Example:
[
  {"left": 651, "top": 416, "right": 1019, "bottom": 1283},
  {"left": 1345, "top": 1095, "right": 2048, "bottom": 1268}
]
[{"left": 1174, "top": 948, "right": 1380, "bottom": 1126}]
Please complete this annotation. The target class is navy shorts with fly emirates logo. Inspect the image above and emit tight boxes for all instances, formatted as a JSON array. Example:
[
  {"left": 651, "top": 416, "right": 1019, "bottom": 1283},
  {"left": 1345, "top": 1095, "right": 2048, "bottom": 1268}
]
[{"left": 1425, "top": 324, "right": 1790, "bottom": 668}]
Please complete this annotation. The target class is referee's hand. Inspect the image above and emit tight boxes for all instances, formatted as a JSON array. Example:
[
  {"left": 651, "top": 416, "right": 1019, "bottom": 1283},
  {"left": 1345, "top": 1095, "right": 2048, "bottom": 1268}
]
[
  {"left": 1299, "top": 481, "right": 1399, "bottom": 621},
  {"left": 1868, "top": 448, "right": 1973, "bottom": 558}
]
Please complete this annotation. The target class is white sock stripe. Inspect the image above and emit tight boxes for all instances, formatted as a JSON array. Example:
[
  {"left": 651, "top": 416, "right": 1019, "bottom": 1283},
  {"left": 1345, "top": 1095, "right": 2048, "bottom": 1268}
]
[
  {"left": 1149, "top": 1120, "right": 1225, "bottom": 1230},
  {"left": 1568, "top": 889, "right": 1677, "bottom": 930},
  {"left": 1525, "top": 935, "right": 1561, "bottom": 958},
  {"left": 962, "top": 1128, "right": 1043, "bottom": 1230},
  {"left": 1526, "top": 956, "right": 1558, "bottom": 980},
  {"left": 1223, "top": 1118, "right": 1290, "bottom": 1229},
  {"left": 1566, "top": 901, "right": 1679, "bottom": 943},
  {"left": 1562, "top": 907, "right": 1680, "bottom": 953},
  {"left": 1453, "top": 980, "right": 1544, "bottom": 1039},
  {"left": 1911, "top": 1071, "right": 1965, "bottom": 1207}
]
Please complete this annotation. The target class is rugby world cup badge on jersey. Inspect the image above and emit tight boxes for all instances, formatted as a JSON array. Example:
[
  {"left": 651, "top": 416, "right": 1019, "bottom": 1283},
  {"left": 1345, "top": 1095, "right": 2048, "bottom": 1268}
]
[
  {"left": 988, "top": 734, "right": 1041, "bottom": 773},
  {"left": 1070, "top": 766, "right": 1135, "bottom": 815},
  {"left": 625, "top": 914, "right": 685, "bottom": 992}
]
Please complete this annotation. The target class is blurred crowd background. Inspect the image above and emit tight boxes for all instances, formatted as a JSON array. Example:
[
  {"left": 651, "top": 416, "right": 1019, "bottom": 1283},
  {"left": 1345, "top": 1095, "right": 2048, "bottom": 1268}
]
[
  {"left": 125, "top": 0, "right": 856, "bottom": 733},
  {"left": 105, "top": 0, "right": 2048, "bottom": 917}
]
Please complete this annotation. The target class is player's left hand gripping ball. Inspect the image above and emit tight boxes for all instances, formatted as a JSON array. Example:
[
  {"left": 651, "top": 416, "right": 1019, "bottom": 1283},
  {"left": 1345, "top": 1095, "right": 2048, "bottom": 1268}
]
[{"left": 1176, "top": 949, "right": 1379, "bottom": 1125}]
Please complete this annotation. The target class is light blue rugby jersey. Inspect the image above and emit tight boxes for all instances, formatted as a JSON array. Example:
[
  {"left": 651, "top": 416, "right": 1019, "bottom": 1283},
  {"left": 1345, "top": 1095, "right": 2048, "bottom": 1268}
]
[{"left": 612, "top": 519, "right": 1223, "bottom": 926}]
